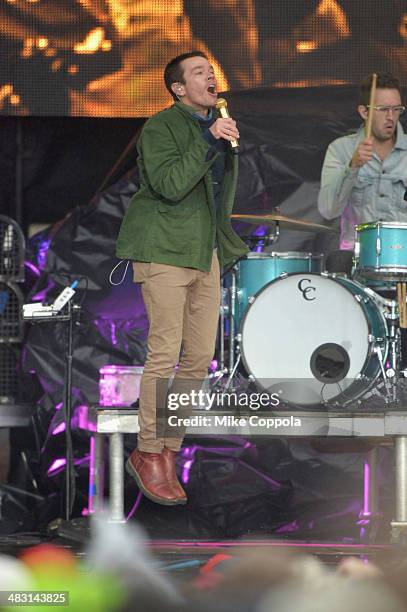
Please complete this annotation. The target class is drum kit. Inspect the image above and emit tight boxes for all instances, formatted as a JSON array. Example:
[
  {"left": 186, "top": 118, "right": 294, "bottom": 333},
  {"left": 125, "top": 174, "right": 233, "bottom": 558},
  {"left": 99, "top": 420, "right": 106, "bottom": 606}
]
[{"left": 214, "top": 213, "right": 407, "bottom": 409}]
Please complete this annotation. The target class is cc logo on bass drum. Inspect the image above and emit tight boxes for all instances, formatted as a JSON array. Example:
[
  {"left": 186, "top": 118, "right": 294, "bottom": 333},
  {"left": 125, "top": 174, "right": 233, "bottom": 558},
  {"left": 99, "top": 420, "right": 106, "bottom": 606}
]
[{"left": 297, "top": 278, "right": 316, "bottom": 301}]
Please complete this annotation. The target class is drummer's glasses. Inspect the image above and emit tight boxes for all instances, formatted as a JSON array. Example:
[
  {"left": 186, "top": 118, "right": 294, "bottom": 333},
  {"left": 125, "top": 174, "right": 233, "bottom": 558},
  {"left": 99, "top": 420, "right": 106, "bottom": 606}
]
[{"left": 366, "top": 105, "right": 406, "bottom": 115}]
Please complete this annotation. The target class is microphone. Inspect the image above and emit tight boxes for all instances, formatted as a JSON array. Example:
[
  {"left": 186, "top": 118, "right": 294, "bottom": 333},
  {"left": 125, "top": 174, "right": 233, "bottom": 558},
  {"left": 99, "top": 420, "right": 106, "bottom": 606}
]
[{"left": 215, "top": 98, "right": 239, "bottom": 154}]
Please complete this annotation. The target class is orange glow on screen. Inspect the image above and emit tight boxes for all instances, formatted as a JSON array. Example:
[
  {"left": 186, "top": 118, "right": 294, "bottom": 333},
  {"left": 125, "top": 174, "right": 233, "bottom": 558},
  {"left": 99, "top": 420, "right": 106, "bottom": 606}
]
[
  {"left": 0, "top": 0, "right": 404, "bottom": 117},
  {"left": 296, "top": 41, "right": 318, "bottom": 53}
]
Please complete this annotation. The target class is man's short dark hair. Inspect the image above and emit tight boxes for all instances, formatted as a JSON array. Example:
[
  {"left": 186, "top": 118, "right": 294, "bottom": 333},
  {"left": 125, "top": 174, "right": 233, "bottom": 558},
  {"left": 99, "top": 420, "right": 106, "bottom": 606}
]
[
  {"left": 359, "top": 72, "right": 401, "bottom": 106},
  {"left": 164, "top": 51, "right": 208, "bottom": 101}
]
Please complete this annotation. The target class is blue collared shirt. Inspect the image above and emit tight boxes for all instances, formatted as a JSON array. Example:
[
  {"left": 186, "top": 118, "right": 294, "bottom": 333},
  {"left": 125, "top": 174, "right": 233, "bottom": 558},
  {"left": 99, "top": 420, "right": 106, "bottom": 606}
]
[
  {"left": 318, "top": 122, "right": 407, "bottom": 249},
  {"left": 193, "top": 109, "right": 227, "bottom": 211}
]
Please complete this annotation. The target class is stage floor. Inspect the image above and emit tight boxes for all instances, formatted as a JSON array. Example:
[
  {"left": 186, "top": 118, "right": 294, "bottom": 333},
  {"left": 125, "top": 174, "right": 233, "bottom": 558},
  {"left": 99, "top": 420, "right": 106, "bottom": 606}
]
[{"left": 0, "top": 533, "right": 397, "bottom": 575}]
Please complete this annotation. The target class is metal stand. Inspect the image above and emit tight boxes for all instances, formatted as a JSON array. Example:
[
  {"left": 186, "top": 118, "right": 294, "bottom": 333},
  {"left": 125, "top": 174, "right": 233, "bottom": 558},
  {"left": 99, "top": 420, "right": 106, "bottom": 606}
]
[
  {"left": 229, "top": 265, "right": 237, "bottom": 375},
  {"left": 109, "top": 432, "right": 125, "bottom": 522},
  {"left": 391, "top": 436, "right": 407, "bottom": 543},
  {"left": 87, "top": 433, "right": 104, "bottom": 515},
  {"left": 80, "top": 407, "right": 139, "bottom": 523},
  {"left": 63, "top": 301, "right": 75, "bottom": 520},
  {"left": 24, "top": 302, "right": 81, "bottom": 520},
  {"left": 83, "top": 431, "right": 126, "bottom": 523},
  {"left": 219, "top": 287, "right": 227, "bottom": 372}
]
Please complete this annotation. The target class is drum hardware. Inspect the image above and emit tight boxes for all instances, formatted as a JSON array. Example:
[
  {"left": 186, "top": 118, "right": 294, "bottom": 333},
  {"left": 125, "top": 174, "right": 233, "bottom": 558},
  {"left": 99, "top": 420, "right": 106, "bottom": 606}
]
[
  {"left": 266, "top": 225, "right": 279, "bottom": 245},
  {"left": 363, "top": 285, "right": 401, "bottom": 376},
  {"left": 223, "top": 352, "right": 241, "bottom": 392},
  {"left": 376, "top": 236, "right": 381, "bottom": 258},
  {"left": 362, "top": 286, "right": 397, "bottom": 310},
  {"left": 243, "top": 228, "right": 280, "bottom": 248},
  {"left": 373, "top": 345, "right": 394, "bottom": 401},
  {"left": 215, "top": 263, "right": 242, "bottom": 391}
]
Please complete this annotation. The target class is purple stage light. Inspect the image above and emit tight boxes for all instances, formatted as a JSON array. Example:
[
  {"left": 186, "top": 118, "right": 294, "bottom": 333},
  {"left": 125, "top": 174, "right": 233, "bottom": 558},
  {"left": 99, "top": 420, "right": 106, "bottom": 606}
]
[
  {"left": 77, "top": 404, "right": 97, "bottom": 432},
  {"left": 111, "top": 321, "right": 117, "bottom": 346},
  {"left": 52, "top": 422, "right": 66, "bottom": 435},
  {"left": 126, "top": 491, "right": 143, "bottom": 520},
  {"left": 254, "top": 224, "right": 267, "bottom": 253},
  {"left": 181, "top": 445, "right": 198, "bottom": 484},
  {"left": 24, "top": 260, "right": 40, "bottom": 277},
  {"left": 357, "top": 460, "right": 372, "bottom": 529},
  {"left": 363, "top": 460, "right": 370, "bottom": 518},
  {"left": 181, "top": 460, "right": 193, "bottom": 484},
  {"left": 47, "top": 458, "right": 66, "bottom": 475},
  {"left": 37, "top": 238, "right": 52, "bottom": 269},
  {"left": 275, "top": 520, "right": 299, "bottom": 534}
]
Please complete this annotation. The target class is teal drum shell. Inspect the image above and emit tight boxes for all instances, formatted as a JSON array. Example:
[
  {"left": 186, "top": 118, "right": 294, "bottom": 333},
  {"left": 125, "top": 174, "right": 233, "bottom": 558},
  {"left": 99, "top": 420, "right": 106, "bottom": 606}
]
[
  {"left": 355, "top": 222, "right": 407, "bottom": 282},
  {"left": 235, "top": 251, "right": 324, "bottom": 328}
]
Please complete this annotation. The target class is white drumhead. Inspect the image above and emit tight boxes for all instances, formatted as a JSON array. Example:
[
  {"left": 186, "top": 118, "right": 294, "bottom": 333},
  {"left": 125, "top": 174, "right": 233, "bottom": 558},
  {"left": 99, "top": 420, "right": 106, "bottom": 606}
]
[{"left": 241, "top": 274, "right": 370, "bottom": 405}]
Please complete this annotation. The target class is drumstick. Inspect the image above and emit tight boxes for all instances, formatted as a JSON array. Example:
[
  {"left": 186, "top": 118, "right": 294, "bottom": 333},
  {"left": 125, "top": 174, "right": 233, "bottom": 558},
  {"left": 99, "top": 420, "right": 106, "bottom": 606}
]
[
  {"left": 365, "top": 73, "right": 377, "bottom": 140},
  {"left": 397, "top": 283, "right": 402, "bottom": 326},
  {"left": 397, "top": 282, "right": 407, "bottom": 328}
]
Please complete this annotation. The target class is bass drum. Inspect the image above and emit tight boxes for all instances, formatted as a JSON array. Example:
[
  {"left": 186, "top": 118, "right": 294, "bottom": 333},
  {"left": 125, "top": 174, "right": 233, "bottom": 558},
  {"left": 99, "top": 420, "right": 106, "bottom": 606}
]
[{"left": 240, "top": 273, "right": 388, "bottom": 407}]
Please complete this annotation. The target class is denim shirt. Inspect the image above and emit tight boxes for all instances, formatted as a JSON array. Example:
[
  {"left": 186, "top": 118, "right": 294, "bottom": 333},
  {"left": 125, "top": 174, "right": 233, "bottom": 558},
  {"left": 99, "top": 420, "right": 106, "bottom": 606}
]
[{"left": 318, "top": 123, "right": 407, "bottom": 249}]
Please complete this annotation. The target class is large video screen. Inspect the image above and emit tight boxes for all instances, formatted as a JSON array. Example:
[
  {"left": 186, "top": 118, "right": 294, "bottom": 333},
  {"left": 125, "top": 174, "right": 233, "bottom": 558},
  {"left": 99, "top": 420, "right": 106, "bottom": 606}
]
[{"left": 1, "top": 0, "right": 407, "bottom": 117}]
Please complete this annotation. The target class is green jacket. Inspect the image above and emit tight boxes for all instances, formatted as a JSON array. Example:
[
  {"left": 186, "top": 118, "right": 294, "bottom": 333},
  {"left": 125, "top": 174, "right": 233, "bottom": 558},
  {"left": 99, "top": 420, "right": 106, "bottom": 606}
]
[{"left": 116, "top": 101, "right": 248, "bottom": 271}]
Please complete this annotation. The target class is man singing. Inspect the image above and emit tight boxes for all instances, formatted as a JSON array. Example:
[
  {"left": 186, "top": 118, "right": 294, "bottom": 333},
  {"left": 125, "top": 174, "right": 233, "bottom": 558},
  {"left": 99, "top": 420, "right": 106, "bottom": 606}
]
[
  {"left": 318, "top": 72, "right": 407, "bottom": 249},
  {"left": 116, "top": 51, "right": 248, "bottom": 505}
]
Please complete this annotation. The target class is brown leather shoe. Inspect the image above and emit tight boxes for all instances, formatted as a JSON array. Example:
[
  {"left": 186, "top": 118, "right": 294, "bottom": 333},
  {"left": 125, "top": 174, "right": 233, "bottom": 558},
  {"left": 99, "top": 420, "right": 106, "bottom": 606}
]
[
  {"left": 126, "top": 449, "right": 185, "bottom": 506},
  {"left": 161, "top": 448, "right": 187, "bottom": 503}
]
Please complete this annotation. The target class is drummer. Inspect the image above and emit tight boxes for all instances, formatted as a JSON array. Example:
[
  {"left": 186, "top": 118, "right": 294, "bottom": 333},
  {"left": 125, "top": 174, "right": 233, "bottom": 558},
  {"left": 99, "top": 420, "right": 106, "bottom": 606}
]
[{"left": 318, "top": 72, "right": 407, "bottom": 251}]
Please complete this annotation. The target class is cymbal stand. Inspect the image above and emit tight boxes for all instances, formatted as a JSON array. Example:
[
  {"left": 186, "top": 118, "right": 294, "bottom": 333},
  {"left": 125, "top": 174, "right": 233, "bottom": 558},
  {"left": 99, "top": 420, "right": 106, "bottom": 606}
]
[
  {"left": 224, "top": 352, "right": 241, "bottom": 391},
  {"left": 219, "top": 286, "right": 228, "bottom": 372},
  {"left": 266, "top": 223, "right": 280, "bottom": 246},
  {"left": 229, "top": 264, "right": 238, "bottom": 375},
  {"left": 212, "top": 263, "right": 241, "bottom": 392}
]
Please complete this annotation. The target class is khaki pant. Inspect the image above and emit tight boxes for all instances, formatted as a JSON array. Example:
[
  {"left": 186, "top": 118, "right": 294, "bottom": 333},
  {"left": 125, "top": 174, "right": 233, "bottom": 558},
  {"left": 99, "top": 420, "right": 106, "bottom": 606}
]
[{"left": 133, "top": 252, "right": 220, "bottom": 452}]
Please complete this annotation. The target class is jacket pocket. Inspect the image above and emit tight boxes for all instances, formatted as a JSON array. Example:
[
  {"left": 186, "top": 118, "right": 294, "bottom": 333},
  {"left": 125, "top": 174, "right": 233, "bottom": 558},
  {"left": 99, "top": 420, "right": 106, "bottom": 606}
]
[{"left": 352, "top": 178, "right": 368, "bottom": 208}]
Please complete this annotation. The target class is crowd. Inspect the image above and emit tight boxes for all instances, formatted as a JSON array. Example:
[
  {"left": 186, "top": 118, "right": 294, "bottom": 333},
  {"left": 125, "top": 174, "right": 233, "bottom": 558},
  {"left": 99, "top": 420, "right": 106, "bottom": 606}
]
[{"left": 1, "top": 515, "right": 407, "bottom": 612}]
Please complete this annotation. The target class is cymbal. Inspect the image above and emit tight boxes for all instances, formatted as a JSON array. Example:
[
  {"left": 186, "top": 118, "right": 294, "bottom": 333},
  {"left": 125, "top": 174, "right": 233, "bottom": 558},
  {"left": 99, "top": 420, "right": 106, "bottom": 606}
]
[{"left": 231, "top": 213, "right": 337, "bottom": 233}]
